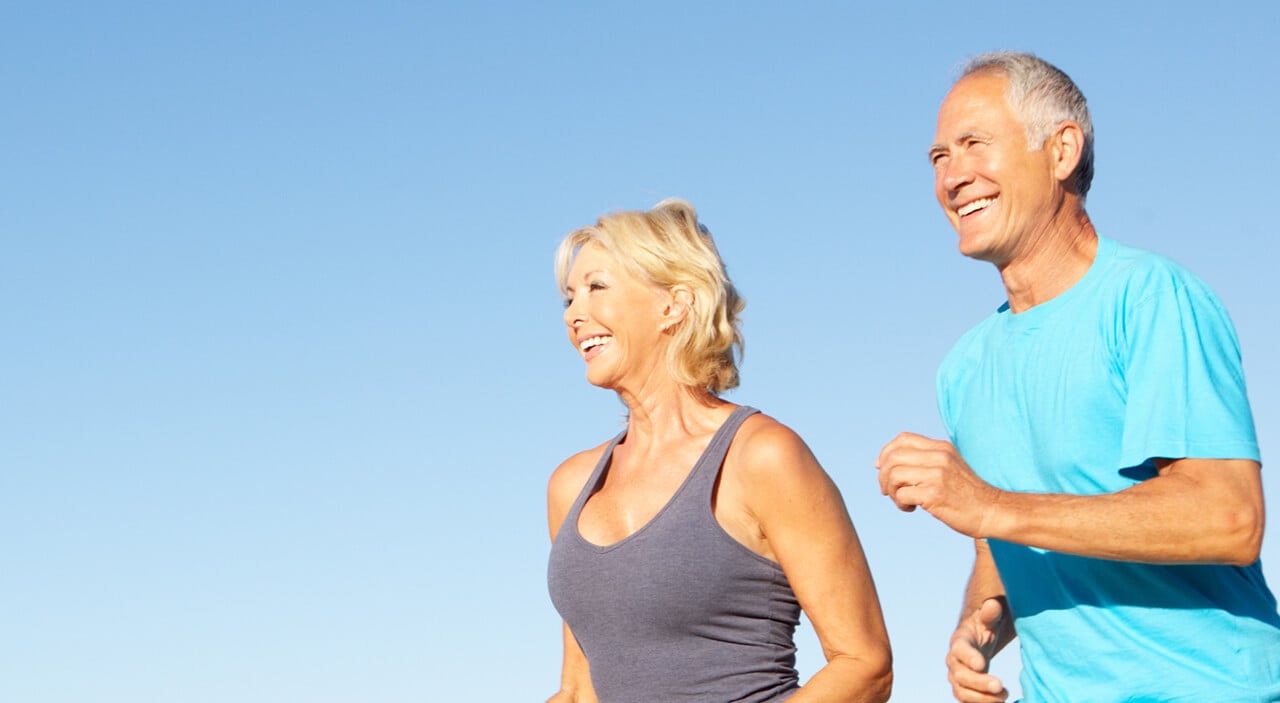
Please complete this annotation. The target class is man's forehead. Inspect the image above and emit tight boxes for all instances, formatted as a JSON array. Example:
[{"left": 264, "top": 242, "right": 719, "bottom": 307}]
[
  {"left": 935, "top": 74, "right": 1014, "bottom": 135},
  {"left": 942, "top": 74, "right": 1007, "bottom": 111}
]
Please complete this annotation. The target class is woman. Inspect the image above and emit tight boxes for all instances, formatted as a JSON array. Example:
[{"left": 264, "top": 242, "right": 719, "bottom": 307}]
[{"left": 546, "top": 199, "right": 892, "bottom": 703}]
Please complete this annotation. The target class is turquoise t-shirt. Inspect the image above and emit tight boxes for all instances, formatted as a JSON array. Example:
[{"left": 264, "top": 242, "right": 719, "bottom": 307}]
[{"left": 938, "top": 236, "right": 1280, "bottom": 702}]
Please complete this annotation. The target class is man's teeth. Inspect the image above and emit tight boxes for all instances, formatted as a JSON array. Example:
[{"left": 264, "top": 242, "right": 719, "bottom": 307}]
[
  {"left": 579, "top": 335, "right": 612, "bottom": 352},
  {"left": 958, "top": 197, "right": 995, "bottom": 216}
]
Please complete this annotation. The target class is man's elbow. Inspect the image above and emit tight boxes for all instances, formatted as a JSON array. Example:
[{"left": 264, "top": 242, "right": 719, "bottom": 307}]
[{"left": 1218, "top": 501, "right": 1264, "bottom": 566}]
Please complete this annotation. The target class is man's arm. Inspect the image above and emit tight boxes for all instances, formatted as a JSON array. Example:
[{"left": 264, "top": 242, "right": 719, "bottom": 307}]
[
  {"left": 947, "top": 540, "right": 1014, "bottom": 703},
  {"left": 958, "top": 540, "right": 1013, "bottom": 656},
  {"left": 877, "top": 434, "right": 1263, "bottom": 565},
  {"left": 982, "top": 456, "right": 1263, "bottom": 565}
]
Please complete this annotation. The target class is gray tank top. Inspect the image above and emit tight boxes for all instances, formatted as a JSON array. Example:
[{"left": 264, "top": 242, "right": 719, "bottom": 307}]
[{"left": 548, "top": 406, "right": 801, "bottom": 702}]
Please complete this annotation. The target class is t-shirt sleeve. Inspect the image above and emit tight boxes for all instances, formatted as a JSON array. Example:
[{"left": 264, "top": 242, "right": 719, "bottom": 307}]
[
  {"left": 1117, "top": 264, "right": 1260, "bottom": 469},
  {"left": 937, "top": 364, "right": 956, "bottom": 444}
]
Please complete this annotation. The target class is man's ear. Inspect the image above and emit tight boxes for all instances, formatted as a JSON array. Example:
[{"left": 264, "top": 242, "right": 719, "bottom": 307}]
[
  {"left": 662, "top": 287, "right": 694, "bottom": 331},
  {"left": 1050, "top": 120, "right": 1085, "bottom": 185}
]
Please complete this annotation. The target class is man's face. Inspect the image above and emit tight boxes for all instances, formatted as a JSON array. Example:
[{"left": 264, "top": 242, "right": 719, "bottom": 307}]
[{"left": 930, "top": 72, "right": 1059, "bottom": 265}]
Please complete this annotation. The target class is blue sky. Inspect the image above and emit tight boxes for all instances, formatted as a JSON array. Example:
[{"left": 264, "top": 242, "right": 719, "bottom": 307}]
[{"left": 3, "top": 2, "right": 1278, "bottom": 701}]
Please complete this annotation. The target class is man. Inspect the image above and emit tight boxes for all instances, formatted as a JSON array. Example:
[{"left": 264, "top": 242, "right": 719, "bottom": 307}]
[{"left": 877, "top": 51, "right": 1280, "bottom": 702}]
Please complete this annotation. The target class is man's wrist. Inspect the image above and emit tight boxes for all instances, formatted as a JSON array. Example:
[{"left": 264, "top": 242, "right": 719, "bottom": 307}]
[{"left": 975, "top": 487, "right": 1013, "bottom": 540}]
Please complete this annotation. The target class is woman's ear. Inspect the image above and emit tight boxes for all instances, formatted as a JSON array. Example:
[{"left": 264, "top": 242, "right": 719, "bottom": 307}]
[{"left": 661, "top": 286, "right": 694, "bottom": 332}]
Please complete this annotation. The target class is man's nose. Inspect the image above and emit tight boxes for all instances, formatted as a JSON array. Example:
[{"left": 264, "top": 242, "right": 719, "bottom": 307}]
[{"left": 939, "top": 154, "right": 974, "bottom": 193}]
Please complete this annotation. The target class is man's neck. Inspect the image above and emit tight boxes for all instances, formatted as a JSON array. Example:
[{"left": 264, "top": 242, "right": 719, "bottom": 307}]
[{"left": 998, "top": 211, "right": 1098, "bottom": 313}]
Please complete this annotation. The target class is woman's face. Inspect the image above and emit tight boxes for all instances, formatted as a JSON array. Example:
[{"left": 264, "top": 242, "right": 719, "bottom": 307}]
[{"left": 562, "top": 242, "right": 670, "bottom": 392}]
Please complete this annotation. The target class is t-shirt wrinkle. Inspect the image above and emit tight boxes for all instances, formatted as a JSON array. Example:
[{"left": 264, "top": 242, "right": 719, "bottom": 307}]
[{"left": 938, "top": 236, "right": 1279, "bottom": 702}]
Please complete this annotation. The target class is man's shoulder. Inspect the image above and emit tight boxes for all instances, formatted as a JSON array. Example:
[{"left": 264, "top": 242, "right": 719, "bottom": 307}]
[
  {"left": 1098, "top": 236, "right": 1216, "bottom": 299},
  {"left": 937, "top": 309, "right": 1004, "bottom": 384},
  {"left": 950, "top": 301, "right": 1007, "bottom": 346}
]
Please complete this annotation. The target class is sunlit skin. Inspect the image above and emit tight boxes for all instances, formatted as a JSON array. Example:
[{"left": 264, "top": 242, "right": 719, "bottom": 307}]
[
  {"left": 914, "top": 73, "right": 1097, "bottom": 700},
  {"left": 880, "top": 68, "right": 1267, "bottom": 703},
  {"left": 929, "top": 71, "right": 1094, "bottom": 311},
  {"left": 931, "top": 72, "right": 1058, "bottom": 266},
  {"left": 549, "top": 239, "right": 893, "bottom": 702},
  {"left": 561, "top": 242, "right": 677, "bottom": 399}
]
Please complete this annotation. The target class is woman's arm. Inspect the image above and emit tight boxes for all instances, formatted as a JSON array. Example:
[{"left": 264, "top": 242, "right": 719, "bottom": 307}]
[
  {"left": 730, "top": 418, "right": 893, "bottom": 703},
  {"left": 546, "top": 622, "right": 597, "bottom": 703},
  {"left": 545, "top": 450, "right": 603, "bottom": 703}
]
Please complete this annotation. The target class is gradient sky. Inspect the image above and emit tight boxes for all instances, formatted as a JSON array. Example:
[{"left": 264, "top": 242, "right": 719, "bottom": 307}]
[{"left": 4, "top": 2, "right": 1278, "bottom": 701}]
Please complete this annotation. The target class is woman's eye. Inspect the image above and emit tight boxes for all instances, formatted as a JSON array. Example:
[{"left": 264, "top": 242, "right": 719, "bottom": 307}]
[
  {"left": 589, "top": 281, "right": 606, "bottom": 291},
  {"left": 562, "top": 296, "right": 574, "bottom": 309}
]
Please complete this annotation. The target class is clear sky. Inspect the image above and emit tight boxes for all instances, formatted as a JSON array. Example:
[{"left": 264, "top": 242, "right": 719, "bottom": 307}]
[{"left": 3, "top": 2, "right": 1278, "bottom": 701}]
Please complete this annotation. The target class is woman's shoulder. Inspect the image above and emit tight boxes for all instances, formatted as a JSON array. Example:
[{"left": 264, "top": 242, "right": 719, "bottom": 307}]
[
  {"left": 735, "top": 408, "right": 807, "bottom": 446},
  {"left": 724, "top": 411, "right": 841, "bottom": 525},
  {"left": 547, "top": 439, "right": 614, "bottom": 537},
  {"left": 730, "top": 411, "right": 820, "bottom": 479},
  {"left": 548, "top": 440, "right": 611, "bottom": 500}
]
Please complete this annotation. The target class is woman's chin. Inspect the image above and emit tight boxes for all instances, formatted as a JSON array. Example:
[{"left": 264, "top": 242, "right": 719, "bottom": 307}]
[{"left": 584, "top": 371, "right": 619, "bottom": 392}]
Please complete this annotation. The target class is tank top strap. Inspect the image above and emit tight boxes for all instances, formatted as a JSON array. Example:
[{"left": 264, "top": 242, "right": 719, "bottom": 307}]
[
  {"left": 682, "top": 405, "right": 760, "bottom": 495},
  {"left": 564, "top": 428, "right": 628, "bottom": 525}
]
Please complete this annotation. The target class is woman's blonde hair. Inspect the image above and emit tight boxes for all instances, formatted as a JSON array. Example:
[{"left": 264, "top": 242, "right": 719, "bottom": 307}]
[{"left": 555, "top": 199, "right": 744, "bottom": 394}]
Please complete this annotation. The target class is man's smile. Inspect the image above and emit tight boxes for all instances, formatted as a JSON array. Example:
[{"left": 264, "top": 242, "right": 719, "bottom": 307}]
[{"left": 957, "top": 197, "right": 997, "bottom": 217}]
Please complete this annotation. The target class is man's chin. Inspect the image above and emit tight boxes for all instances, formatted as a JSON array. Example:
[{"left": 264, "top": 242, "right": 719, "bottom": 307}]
[{"left": 957, "top": 236, "right": 994, "bottom": 262}]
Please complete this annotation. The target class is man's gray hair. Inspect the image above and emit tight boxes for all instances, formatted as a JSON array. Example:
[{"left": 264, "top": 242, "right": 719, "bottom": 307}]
[{"left": 962, "top": 51, "right": 1094, "bottom": 200}]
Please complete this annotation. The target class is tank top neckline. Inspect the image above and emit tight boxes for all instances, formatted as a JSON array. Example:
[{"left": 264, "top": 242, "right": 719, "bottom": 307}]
[{"left": 572, "top": 405, "right": 758, "bottom": 554}]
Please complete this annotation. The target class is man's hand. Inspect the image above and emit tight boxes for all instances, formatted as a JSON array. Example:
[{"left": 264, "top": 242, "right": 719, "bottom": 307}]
[
  {"left": 946, "top": 598, "right": 1008, "bottom": 702},
  {"left": 876, "top": 432, "right": 1001, "bottom": 538}
]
